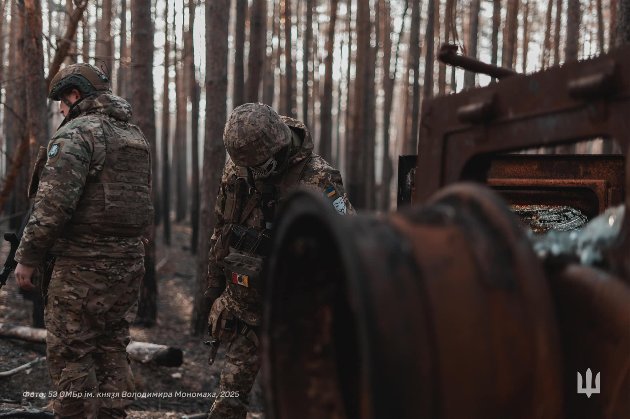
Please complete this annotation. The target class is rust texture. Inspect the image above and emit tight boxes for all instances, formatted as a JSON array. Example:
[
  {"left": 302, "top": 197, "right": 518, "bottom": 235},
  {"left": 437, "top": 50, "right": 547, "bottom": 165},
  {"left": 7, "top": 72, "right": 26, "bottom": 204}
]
[
  {"left": 263, "top": 47, "right": 630, "bottom": 419},
  {"left": 263, "top": 186, "right": 563, "bottom": 419},
  {"left": 415, "top": 45, "right": 629, "bottom": 280}
]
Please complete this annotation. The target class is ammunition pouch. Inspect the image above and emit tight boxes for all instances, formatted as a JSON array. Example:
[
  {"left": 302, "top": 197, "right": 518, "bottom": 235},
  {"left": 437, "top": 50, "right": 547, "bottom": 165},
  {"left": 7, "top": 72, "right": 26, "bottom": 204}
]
[
  {"left": 223, "top": 249, "right": 264, "bottom": 289},
  {"left": 229, "top": 224, "right": 272, "bottom": 257},
  {"left": 222, "top": 224, "right": 272, "bottom": 289}
]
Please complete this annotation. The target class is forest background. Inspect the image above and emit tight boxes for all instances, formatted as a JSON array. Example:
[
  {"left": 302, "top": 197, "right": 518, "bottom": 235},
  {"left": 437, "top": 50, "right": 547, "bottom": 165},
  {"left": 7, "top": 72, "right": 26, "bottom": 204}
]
[{"left": 0, "top": 0, "right": 629, "bottom": 331}]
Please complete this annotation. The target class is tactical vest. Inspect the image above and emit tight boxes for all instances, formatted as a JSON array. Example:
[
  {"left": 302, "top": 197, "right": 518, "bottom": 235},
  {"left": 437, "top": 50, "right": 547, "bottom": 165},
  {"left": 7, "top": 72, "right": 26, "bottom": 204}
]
[
  {"left": 67, "top": 118, "right": 153, "bottom": 237},
  {"left": 220, "top": 157, "right": 311, "bottom": 324}
]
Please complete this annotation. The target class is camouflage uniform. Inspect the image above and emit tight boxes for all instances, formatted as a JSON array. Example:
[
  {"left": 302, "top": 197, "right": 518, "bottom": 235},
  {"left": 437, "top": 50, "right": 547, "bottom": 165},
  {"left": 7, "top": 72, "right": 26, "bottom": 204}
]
[
  {"left": 206, "top": 104, "right": 353, "bottom": 419},
  {"left": 15, "top": 92, "right": 152, "bottom": 419}
]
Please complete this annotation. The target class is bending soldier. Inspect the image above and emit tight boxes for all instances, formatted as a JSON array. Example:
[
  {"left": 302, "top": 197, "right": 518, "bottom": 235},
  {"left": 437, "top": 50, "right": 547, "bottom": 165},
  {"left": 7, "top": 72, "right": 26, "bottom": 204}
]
[
  {"left": 14, "top": 63, "right": 153, "bottom": 419},
  {"left": 206, "top": 103, "right": 354, "bottom": 418}
]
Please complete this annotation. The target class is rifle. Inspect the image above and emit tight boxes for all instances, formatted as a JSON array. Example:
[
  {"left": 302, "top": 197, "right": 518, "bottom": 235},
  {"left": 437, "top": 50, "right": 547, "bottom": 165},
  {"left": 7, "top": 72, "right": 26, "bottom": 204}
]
[
  {"left": 0, "top": 232, "right": 20, "bottom": 289},
  {"left": 0, "top": 206, "right": 32, "bottom": 290}
]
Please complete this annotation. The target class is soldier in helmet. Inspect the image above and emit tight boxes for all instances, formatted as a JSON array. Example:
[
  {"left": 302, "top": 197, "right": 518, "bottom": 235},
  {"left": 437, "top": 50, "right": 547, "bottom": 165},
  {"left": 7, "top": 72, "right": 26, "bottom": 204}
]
[
  {"left": 14, "top": 63, "right": 153, "bottom": 418},
  {"left": 206, "top": 103, "right": 354, "bottom": 418}
]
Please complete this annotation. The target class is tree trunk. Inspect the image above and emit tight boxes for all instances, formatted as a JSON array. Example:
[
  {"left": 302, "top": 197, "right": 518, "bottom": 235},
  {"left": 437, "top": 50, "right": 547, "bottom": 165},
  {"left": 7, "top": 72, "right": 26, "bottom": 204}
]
[
  {"left": 6, "top": 0, "right": 29, "bottom": 230},
  {"left": 0, "top": 0, "right": 6, "bottom": 148},
  {"left": 262, "top": 0, "right": 277, "bottom": 106},
  {"left": 188, "top": 0, "right": 200, "bottom": 254},
  {"left": 502, "top": 0, "right": 519, "bottom": 69},
  {"left": 23, "top": 0, "right": 49, "bottom": 160},
  {"left": 22, "top": 0, "right": 48, "bottom": 328},
  {"left": 161, "top": 0, "right": 171, "bottom": 246},
  {"left": 439, "top": 0, "right": 454, "bottom": 95},
  {"left": 335, "top": 33, "right": 344, "bottom": 167},
  {"left": 309, "top": 5, "right": 320, "bottom": 141},
  {"left": 246, "top": 0, "right": 266, "bottom": 102},
  {"left": 233, "top": 0, "right": 246, "bottom": 107},
  {"left": 283, "top": 0, "right": 296, "bottom": 117},
  {"left": 596, "top": 0, "right": 604, "bottom": 51},
  {"left": 617, "top": 0, "right": 630, "bottom": 45},
  {"left": 174, "top": 18, "right": 188, "bottom": 223},
  {"left": 82, "top": 5, "right": 89, "bottom": 62},
  {"left": 117, "top": 0, "right": 129, "bottom": 99},
  {"left": 345, "top": 0, "right": 353, "bottom": 171},
  {"left": 553, "top": 0, "right": 563, "bottom": 65},
  {"left": 610, "top": 0, "right": 618, "bottom": 50},
  {"left": 541, "top": 0, "right": 554, "bottom": 68},
  {"left": 46, "top": 1, "right": 87, "bottom": 85},
  {"left": 407, "top": 0, "right": 422, "bottom": 155},
  {"left": 131, "top": 0, "right": 157, "bottom": 326},
  {"left": 491, "top": 0, "right": 501, "bottom": 67},
  {"left": 381, "top": 0, "right": 406, "bottom": 210},
  {"left": 302, "top": 0, "right": 313, "bottom": 126},
  {"left": 565, "top": 0, "right": 580, "bottom": 61},
  {"left": 95, "top": 0, "right": 113, "bottom": 74},
  {"left": 522, "top": 0, "right": 531, "bottom": 72},
  {"left": 464, "top": 0, "right": 481, "bottom": 88},
  {"left": 319, "top": 0, "right": 339, "bottom": 163},
  {"left": 366, "top": 2, "right": 378, "bottom": 210},
  {"left": 191, "top": 0, "right": 229, "bottom": 336},
  {"left": 423, "top": 0, "right": 436, "bottom": 99},
  {"left": 347, "top": 0, "right": 372, "bottom": 209},
  {"left": 64, "top": 0, "right": 76, "bottom": 64}
]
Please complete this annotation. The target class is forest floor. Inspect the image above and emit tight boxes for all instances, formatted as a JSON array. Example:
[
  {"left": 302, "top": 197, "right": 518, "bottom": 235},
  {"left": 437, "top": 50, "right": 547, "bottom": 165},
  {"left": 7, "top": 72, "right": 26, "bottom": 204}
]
[{"left": 0, "top": 222, "right": 264, "bottom": 418}]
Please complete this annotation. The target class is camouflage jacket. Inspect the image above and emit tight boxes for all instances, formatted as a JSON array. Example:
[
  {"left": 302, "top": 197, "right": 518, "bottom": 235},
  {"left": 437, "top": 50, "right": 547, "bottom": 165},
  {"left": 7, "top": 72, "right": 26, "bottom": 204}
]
[
  {"left": 15, "top": 93, "right": 152, "bottom": 267},
  {"left": 207, "top": 116, "right": 354, "bottom": 325}
]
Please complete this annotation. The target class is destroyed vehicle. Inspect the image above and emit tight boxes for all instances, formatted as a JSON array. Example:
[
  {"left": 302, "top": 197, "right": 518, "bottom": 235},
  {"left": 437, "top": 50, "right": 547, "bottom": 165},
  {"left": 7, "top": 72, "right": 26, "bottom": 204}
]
[{"left": 261, "top": 45, "right": 629, "bottom": 419}]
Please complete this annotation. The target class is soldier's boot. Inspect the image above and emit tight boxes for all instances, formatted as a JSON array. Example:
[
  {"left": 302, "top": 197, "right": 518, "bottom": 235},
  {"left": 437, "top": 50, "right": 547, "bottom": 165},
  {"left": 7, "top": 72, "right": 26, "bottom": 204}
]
[
  {"left": 208, "top": 331, "right": 261, "bottom": 419},
  {"left": 95, "top": 350, "right": 135, "bottom": 419},
  {"left": 54, "top": 358, "right": 99, "bottom": 419}
]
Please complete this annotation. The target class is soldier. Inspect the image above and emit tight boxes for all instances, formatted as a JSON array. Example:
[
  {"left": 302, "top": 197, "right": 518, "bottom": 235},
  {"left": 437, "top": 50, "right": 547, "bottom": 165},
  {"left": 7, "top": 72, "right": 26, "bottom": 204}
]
[
  {"left": 14, "top": 63, "right": 153, "bottom": 418},
  {"left": 206, "top": 103, "right": 354, "bottom": 418}
]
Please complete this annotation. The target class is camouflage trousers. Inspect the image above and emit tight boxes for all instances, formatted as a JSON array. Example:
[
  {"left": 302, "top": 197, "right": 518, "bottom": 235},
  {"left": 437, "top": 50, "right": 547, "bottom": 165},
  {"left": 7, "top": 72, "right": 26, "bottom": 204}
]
[
  {"left": 208, "top": 297, "right": 261, "bottom": 419},
  {"left": 45, "top": 256, "right": 144, "bottom": 419}
]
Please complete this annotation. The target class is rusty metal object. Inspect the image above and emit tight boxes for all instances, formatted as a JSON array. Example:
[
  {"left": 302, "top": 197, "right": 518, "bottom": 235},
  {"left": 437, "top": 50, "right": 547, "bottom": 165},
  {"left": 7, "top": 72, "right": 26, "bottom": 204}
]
[
  {"left": 487, "top": 155, "right": 625, "bottom": 218},
  {"left": 548, "top": 264, "right": 630, "bottom": 419},
  {"left": 263, "top": 184, "right": 563, "bottom": 419},
  {"left": 414, "top": 46, "right": 630, "bottom": 205},
  {"left": 399, "top": 154, "right": 624, "bottom": 223},
  {"left": 415, "top": 46, "right": 630, "bottom": 280},
  {"left": 438, "top": 43, "right": 518, "bottom": 80}
]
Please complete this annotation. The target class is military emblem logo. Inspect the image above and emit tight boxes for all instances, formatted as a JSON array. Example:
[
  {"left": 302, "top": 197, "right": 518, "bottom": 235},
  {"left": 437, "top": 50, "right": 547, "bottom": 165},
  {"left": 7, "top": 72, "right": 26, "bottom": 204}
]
[
  {"left": 48, "top": 143, "right": 60, "bottom": 158},
  {"left": 324, "top": 185, "right": 347, "bottom": 215}
]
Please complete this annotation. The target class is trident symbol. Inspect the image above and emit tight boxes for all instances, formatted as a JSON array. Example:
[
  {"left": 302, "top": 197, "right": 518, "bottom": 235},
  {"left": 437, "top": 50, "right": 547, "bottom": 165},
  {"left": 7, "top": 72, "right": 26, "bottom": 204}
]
[{"left": 577, "top": 368, "right": 600, "bottom": 398}]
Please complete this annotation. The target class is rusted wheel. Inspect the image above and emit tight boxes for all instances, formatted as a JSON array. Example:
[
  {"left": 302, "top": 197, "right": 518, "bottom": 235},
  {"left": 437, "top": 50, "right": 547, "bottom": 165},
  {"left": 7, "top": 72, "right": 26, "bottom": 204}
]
[
  {"left": 263, "top": 183, "right": 562, "bottom": 419},
  {"left": 549, "top": 264, "right": 630, "bottom": 419}
]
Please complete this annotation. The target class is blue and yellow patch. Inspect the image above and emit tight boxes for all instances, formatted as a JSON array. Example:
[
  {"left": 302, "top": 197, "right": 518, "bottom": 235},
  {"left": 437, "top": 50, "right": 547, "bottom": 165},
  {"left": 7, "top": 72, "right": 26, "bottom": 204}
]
[{"left": 324, "top": 185, "right": 347, "bottom": 215}]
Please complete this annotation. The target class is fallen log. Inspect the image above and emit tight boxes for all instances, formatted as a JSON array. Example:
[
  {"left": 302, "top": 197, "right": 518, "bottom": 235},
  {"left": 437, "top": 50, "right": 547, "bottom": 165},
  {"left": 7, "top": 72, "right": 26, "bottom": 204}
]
[
  {"left": 126, "top": 341, "right": 183, "bottom": 367},
  {"left": 0, "top": 324, "right": 46, "bottom": 343},
  {"left": 0, "top": 323, "right": 183, "bottom": 367}
]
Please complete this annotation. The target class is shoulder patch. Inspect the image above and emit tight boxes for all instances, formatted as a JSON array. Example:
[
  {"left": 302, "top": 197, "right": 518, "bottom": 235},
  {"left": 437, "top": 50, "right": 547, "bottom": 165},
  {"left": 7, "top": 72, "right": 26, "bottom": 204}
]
[
  {"left": 48, "top": 142, "right": 63, "bottom": 159},
  {"left": 324, "top": 185, "right": 347, "bottom": 215}
]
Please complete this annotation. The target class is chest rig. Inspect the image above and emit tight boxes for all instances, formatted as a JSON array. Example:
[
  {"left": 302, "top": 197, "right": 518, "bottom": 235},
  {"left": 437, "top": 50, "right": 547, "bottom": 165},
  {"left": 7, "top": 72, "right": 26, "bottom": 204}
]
[{"left": 223, "top": 158, "right": 310, "bottom": 290}]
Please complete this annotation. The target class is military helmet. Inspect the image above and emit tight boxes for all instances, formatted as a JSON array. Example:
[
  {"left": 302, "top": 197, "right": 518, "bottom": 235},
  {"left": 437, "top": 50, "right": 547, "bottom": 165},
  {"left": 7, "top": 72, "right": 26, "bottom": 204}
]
[
  {"left": 48, "top": 63, "right": 110, "bottom": 101},
  {"left": 223, "top": 103, "right": 293, "bottom": 168}
]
